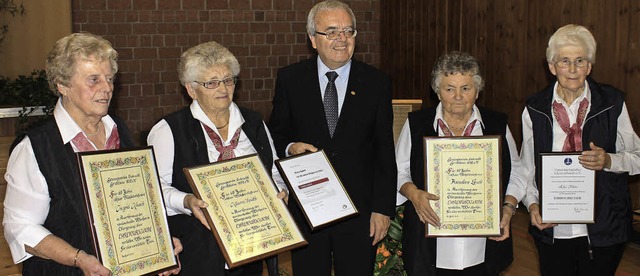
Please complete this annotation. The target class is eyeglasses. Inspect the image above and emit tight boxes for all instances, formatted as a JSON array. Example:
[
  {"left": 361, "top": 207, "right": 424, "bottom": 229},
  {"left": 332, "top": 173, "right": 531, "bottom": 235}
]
[
  {"left": 554, "top": 58, "right": 590, "bottom": 69},
  {"left": 315, "top": 28, "right": 357, "bottom": 40},
  {"left": 193, "top": 77, "right": 237, "bottom": 89}
]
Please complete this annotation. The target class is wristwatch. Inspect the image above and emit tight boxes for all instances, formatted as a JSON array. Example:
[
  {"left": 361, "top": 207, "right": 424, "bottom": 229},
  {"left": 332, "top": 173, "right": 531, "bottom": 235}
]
[{"left": 502, "top": 202, "right": 517, "bottom": 216}]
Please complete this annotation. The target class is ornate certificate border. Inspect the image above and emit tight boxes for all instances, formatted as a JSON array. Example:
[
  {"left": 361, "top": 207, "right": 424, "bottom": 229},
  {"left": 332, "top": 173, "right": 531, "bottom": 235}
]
[
  {"left": 424, "top": 136, "right": 503, "bottom": 237},
  {"left": 77, "top": 147, "right": 178, "bottom": 275},
  {"left": 183, "top": 154, "right": 307, "bottom": 268}
]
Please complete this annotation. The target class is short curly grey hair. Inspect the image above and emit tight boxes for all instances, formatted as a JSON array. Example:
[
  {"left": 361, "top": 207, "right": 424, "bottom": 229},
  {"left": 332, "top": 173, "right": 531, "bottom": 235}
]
[
  {"left": 431, "top": 51, "right": 484, "bottom": 93},
  {"left": 45, "top": 33, "right": 118, "bottom": 97},
  {"left": 546, "top": 24, "right": 596, "bottom": 64},
  {"left": 306, "top": 0, "right": 356, "bottom": 37},
  {"left": 177, "top": 41, "right": 240, "bottom": 88}
]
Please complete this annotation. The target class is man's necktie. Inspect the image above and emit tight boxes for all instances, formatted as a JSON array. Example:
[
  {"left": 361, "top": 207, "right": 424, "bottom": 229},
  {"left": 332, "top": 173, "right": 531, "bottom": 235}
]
[{"left": 324, "top": 71, "right": 339, "bottom": 137}]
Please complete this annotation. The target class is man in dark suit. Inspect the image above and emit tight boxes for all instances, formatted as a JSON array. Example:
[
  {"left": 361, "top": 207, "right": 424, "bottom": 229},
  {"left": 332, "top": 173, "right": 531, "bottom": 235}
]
[{"left": 268, "top": 1, "right": 397, "bottom": 275}]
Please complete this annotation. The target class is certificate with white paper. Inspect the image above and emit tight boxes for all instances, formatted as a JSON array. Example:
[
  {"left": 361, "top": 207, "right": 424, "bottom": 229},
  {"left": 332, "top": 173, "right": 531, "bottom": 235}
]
[
  {"left": 540, "top": 153, "right": 595, "bottom": 223},
  {"left": 275, "top": 150, "right": 358, "bottom": 230}
]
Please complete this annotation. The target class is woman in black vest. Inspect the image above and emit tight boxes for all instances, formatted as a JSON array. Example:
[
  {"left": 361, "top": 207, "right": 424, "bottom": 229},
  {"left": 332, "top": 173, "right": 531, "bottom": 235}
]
[
  {"left": 147, "top": 41, "right": 287, "bottom": 276},
  {"left": 396, "top": 52, "right": 535, "bottom": 275},
  {"left": 522, "top": 24, "right": 640, "bottom": 276},
  {"left": 3, "top": 33, "right": 181, "bottom": 275}
]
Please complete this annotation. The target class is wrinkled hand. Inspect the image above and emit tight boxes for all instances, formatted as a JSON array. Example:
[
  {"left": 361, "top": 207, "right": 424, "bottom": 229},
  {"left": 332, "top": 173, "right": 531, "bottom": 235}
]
[
  {"left": 276, "top": 190, "right": 289, "bottom": 204},
  {"left": 370, "top": 212, "right": 390, "bottom": 245},
  {"left": 489, "top": 207, "right": 514, "bottom": 241},
  {"left": 409, "top": 189, "right": 440, "bottom": 227},
  {"left": 76, "top": 251, "right": 112, "bottom": 276},
  {"left": 578, "top": 142, "right": 611, "bottom": 171},
  {"left": 158, "top": 237, "right": 182, "bottom": 275},
  {"left": 288, "top": 142, "right": 318, "bottom": 156},
  {"left": 184, "top": 194, "right": 210, "bottom": 230},
  {"left": 529, "top": 203, "right": 556, "bottom": 230}
]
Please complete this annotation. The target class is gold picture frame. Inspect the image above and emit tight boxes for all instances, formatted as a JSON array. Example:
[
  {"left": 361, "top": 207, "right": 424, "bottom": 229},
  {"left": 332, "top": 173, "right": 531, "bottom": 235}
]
[
  {"left": 183, "top": 154, "right": 307, "bottom": 268},
  {"left": 77, "top": 147, "right": 178, "bottom": 275},
  {"left": 423, "top": 136, "right": 503, "bottom": 237}
]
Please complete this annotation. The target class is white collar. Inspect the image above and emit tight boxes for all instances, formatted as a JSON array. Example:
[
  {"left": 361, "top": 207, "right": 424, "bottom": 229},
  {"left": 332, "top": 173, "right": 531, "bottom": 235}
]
[
  {"left": 432, "top": 103, "right": 484, "bottom": 131},
  {"left": 190, "top": 101, "right": 245, "bottom": 135},
  {"left": 53, "top": 98, "right": 117, "bottom": 144},
  {"left": 552, "top": 80, "right": 591, "bottom": 107}
]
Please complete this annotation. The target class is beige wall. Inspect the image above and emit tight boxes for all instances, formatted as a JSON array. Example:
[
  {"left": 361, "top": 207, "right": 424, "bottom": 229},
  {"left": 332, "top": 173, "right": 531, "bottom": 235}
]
[{"left": 0, "top": 1, "right": 71, "bottom": 78}]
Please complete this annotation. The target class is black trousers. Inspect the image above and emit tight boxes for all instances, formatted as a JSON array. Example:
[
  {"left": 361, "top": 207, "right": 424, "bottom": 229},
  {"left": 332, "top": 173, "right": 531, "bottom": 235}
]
[
  {"left": 436, "top": 263, "right": 492, "bottom": 276},
  {"left": 291, "top": 214, "right": 376, "bottom": 276},
  {"left": 534, "top": 236, "right": 626, "bottom": 276},
  {"left": 168, "top": 215, "right": 263, "bottom": 276}
]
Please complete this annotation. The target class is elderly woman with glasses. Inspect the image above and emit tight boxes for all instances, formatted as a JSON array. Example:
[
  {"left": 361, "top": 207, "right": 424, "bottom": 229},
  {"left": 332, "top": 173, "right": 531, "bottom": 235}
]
[
  {"left": 147, "top": 41, "right": 287, "bottom": 276},
  {"left": 3, "top": 33, "right": 181, "bottom": 276},
  {"left": 521, "top": 24, "right": 640, "bottom": 276},
  {"left": 395, "top": 51, "right": 533, "bottom": 275}
]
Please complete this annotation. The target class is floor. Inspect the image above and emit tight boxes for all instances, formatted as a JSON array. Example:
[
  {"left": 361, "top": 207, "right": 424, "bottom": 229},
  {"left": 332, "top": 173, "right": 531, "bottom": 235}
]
[{"left": 0, "top": 132, "right": 638, "bottom": 275}]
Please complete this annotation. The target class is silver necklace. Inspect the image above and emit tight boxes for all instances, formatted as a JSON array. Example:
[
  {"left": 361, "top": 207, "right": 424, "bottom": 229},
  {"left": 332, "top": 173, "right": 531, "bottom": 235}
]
[{"left": 86, "top": 122, "right": 102, "bottom": 136}]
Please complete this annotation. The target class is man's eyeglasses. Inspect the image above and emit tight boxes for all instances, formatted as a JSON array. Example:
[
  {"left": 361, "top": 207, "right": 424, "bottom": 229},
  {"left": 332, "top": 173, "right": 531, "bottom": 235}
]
[
  {"left": 193, "top": 77, "right": 237, "bottom": 89},
  {"left": 554, "top": 58, "right": 590, "bottom": 69},
  {"left": 315, "top": 28, "right": 357, "bottom": 40}
]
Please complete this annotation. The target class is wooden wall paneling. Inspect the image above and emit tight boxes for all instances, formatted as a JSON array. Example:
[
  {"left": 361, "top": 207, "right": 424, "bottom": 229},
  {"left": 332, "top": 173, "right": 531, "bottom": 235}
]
[
  {"left": 381, "top": 0, "right": 640, "bottom": 215},
  {"left": 590, "top": 1, "right": 618, "bottom": 84},
  {"left": 613, "top": 1, "right": 630, "bottom": 91},
  {"left": 519, "top": 1, "right": 544, "bottom": 144},
  {"left": 626, "top": 2, "right": 640, "bottom": 132},
  {"left": 448, "top": 0, "right": 462, "bottom": 52},
  {"left": 381, "top": 0, "right": 403, "bottom": 98},
  {"left": 412, "top": 0, "right": 427, "bottom": 101},
  {"left": 508, "top": 2, "right": 528, "bottom": 139},
  {"left": 405, "top": 0, "right": 418, "bottom": 100},
  {"left": 630, "top": 1, "right": 640, "bottom": 210},
  {"left": 422, "top": 0, "right": 438, "bottom": 106}
]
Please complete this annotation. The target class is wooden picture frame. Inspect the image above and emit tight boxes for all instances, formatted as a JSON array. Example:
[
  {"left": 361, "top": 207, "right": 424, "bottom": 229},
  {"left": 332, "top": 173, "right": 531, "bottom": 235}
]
[
  {"left": 77, "top": 147, "right": 178, "bottom": 275},
  {"left": 183, "top": 154, "right": 307, "bottom": 268},
  {"left": 423, "top": 136, "right": 503, "bottom": 237}
]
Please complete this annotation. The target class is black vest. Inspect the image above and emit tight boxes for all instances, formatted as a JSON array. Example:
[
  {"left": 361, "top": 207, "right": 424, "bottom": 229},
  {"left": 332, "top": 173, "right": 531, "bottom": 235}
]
[
  {"left": 402, "top": 107, "right": 513, "bottom": 275},
  {"left": 163, "top": 107, "right": 274, "bottom": 196},
  {"left": 161, "top": 107, "right": 278, "bottom": 276},
  {"left": 525, "top": 78, "right": 631, "bottom": 246},
  {"left": 19, "top": 116, "right": 134, "bottom": 275}
]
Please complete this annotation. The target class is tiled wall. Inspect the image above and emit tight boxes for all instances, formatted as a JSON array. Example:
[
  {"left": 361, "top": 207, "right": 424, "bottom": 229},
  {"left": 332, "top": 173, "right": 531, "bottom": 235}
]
[{"left": 71, "top": 0, "right": 383, "bottom": 140}]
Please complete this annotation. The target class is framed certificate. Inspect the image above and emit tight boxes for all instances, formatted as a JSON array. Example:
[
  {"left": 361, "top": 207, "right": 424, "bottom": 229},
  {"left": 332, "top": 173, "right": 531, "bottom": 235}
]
[
  {"left": 275, "top": 150, "right": 358, "bottom": 230},
  {"left": 183, "top": 154, "right": 307, "bottom": 268},
  {"left": 424, "top": 136, "right": 503, "bottom": 237},
  {"left": 539, "top": 152, "right": 596, "bottom": 223},
  {"left": 77, "top": 147, "right": 178, "bottom": 276}
]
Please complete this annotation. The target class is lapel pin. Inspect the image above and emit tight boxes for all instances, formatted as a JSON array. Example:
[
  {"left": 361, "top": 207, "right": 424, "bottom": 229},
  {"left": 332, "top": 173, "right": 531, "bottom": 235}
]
[{"left": 350, "top": 91, "right": 356, "bottom": 95}]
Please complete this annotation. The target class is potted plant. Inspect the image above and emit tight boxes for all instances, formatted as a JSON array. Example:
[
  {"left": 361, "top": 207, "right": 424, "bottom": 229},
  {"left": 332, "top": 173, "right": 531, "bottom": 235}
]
[
  {"left": 0, "top": 70, "right": 57, "bottom": 134},
  {"left": 374, "top": 205, "right": 406, "bottom": 276}
]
